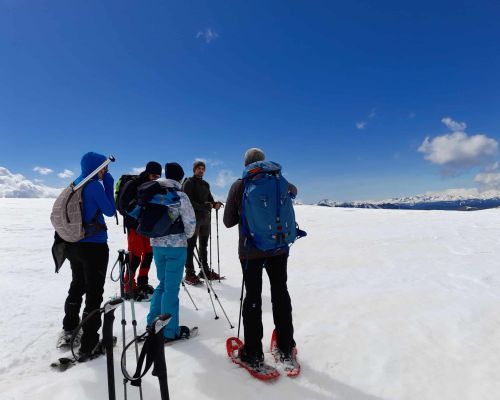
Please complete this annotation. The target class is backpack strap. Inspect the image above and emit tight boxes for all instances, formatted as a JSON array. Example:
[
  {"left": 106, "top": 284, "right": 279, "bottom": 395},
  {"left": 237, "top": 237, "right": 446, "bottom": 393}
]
[{"left": 83, "top": 209, "right": 108, "bottom": 237}]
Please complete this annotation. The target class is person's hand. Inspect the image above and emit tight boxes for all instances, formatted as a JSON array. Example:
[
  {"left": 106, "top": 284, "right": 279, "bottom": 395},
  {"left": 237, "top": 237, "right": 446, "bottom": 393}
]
[
  {"left": 213, "top": 201, "right": 223, "bottom": 210},
  {"left": 103, "top": 172, "right": 114, "bottom": 192}
]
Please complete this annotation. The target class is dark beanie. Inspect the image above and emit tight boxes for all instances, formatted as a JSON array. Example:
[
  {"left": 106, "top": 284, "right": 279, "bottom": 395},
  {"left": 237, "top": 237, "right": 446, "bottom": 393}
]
[
  {"left": 193, "top": 160, "right": 206, "bottom": 172},
  {"left": 145, "top": 161, "right": 162, "bottom": 176},
  {"left": 165, "top": 162, "right": 184, "bottom": 182}
]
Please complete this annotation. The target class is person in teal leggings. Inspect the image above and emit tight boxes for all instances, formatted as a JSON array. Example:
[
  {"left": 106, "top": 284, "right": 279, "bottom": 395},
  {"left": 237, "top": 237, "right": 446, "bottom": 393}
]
[{"left": 146, "top": 163, "right": 196, "bottom": 340}]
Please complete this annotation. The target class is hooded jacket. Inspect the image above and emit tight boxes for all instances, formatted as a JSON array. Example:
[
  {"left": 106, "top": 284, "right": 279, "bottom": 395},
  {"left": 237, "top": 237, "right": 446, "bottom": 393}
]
[
  {"left": 74, "top": 152, "right": 116, "bottom": 243},
  {"left": 150, "top": 179, "right": 196, "bottom": 248}
]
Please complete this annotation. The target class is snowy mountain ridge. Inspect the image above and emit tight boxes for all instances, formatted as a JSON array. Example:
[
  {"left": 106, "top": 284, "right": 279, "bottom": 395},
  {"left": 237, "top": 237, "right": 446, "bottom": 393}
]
[{"left": 318, "top": 188, "right": 500, "bottom": 210}]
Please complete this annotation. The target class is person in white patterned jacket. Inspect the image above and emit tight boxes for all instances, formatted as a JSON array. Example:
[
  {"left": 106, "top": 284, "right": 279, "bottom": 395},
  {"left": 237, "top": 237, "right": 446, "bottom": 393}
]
[{"left": 146, "top": 162, "right": 197, "bottom": 341}]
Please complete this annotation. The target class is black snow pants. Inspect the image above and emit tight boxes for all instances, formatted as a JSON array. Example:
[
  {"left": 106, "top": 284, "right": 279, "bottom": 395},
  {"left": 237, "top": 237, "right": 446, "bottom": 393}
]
[
  {"left": 240, "top": 253, "right": 295, "bottom": 357},
  {"left": 62, "top": 242, "right": 109, "bottom": 353}
]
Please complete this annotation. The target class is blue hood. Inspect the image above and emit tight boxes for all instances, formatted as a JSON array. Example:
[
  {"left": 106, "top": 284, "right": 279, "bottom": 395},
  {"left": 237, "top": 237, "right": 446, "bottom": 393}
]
[{"left": 74, "top": 152, "right": 107, "bottom": 185}]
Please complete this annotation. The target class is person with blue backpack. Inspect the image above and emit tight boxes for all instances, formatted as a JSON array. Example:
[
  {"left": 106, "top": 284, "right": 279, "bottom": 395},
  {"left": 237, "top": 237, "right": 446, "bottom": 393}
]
[
  {"left": 223, "top": 148, "right": 304, "bottom": 375},
  {"left": 145, "top": 162, "right": 197, "bottom": 341},
  {"left": 57, "top": 151, "right": 116, "bottom": 361}
]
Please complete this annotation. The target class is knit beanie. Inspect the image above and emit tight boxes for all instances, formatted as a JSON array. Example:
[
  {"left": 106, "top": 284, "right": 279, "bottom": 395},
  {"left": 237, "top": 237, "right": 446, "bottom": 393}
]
[
  {"left": 165, "top": 162, "right": 185, "bottom": 182},
  {"left": 244, "top": 148, "right": 265, "bottom": 166},
  {"left": 193, "top": 160, "right": 206, "bottom": 172},
  {"left": 145, "top": 161, "right": 162, "bottom": 176}
]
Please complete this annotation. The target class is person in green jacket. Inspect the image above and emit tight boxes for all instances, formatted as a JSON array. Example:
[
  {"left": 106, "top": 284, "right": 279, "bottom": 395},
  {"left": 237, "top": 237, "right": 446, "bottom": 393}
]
[{"left": 182, "top": 160, "right": 222, "bottom": 285}]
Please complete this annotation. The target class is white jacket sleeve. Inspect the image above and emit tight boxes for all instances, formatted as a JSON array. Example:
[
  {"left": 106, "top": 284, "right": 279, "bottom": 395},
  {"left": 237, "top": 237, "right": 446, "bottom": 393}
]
[{"left": 180, "top": 193, "right": 196, "bottom": 239}]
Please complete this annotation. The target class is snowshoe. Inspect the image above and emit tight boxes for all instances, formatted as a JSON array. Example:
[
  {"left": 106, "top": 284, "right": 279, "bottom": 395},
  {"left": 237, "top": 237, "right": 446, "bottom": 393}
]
[
  {"left": 226, "top": 337, "right": 280, "bottom": 381},
  {"left": 198, "top": 269, "right": 225, "bottom": 281},
  {"left": 164, "top": 326, "right": 198, "bottom": 345},
  {"left": 270, "top": 330, "right": 300, "bottom": 377},
  {"left": 51, "top": 336, "right": 117, "bottom": 371}
]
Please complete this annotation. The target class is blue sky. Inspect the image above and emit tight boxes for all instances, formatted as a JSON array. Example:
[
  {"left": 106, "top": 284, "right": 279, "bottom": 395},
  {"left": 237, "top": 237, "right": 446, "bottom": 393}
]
[{"left": 1, "top": 0, "right": 499, "bottom": 202}]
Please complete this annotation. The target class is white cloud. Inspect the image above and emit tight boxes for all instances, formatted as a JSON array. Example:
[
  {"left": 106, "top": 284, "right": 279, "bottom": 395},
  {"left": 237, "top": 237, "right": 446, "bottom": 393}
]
[
  {"left": 131, "top": 167, "right": 145, "bottom": 174},
  {"left": 0, "top": 167, "right": 61, "bottom": 198},
  {"left": 474, "top": 172, "right": 500, "bottom": 190},
  {"left": 356, "top": 121, "right": 367, "bottom": 130},
  {"left": 57, "top": 169, "right": 74, "bottom": 179},
  {"left": 193, "top": 158, "right": 223, "bottom": 167},
  {"left": 418, "top": 120, "right": 498, "bottom": 173},
  {"left": 485, "top": 161, "right": 499, "bottom": 172},
  {"left": 441, "top": 117, "right": 467, "bottom": 132},
  {"left": 215, "top": 170, "right": 238, "bottom": 188},
  {"left": 196, "top": 28, "right": 219, "bottom": 44},
  {"left": 33, "top": 166, "right": 53, "bottom": 175}
]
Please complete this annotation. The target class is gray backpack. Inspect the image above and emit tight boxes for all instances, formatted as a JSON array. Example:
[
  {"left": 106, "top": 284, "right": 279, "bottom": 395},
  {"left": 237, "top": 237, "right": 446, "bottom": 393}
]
[
  {"left": 50, "top": 183, "right": 87, "bottom": 242},
  {"left": 50, "top": 182, "right": 106, "bottom": 242}
]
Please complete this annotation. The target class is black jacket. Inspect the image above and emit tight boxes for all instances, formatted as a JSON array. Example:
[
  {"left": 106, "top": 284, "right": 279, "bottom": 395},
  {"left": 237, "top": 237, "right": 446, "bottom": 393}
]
[{"left": 182, "top": 176, "right": 214, "bottom": 223}]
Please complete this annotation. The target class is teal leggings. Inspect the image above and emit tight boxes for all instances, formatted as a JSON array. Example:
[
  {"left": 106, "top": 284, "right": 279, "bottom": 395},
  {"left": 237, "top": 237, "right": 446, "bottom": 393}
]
[{"left": 147, "top": 246, "right": 187, "bottom": 339}]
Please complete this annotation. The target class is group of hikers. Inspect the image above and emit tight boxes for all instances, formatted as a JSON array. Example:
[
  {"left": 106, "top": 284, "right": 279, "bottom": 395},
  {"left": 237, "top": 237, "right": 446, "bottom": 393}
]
[{"left": 52, "top": 147, "right": 302, "bottom": 374}]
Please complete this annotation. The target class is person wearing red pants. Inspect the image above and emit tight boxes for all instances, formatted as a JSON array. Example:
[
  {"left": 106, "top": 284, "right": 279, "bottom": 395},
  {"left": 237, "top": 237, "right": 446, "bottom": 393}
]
[{"left": 117, "top": 161, "right": 162, "bottom": 299}]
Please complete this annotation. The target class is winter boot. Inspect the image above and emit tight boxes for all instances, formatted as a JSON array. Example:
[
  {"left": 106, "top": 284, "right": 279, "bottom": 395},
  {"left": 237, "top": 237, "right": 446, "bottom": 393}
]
[
  {"left": 185, "top": 272, "right": 202, "bottom": 286},
  {"left": 56, "top": 328, "right": 82, "bottom": 349}
]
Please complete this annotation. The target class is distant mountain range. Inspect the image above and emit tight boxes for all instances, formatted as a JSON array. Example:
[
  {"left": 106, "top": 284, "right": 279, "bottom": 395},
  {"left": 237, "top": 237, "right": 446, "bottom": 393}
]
[{"left": 317, "top": 189, "right": 500, "bottom": 211}]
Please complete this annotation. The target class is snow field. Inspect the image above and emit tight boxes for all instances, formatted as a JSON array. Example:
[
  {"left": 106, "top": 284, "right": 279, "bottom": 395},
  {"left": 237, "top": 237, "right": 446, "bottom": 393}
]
[{"left": 1, "top": 199, "right": 500, "bottom": 400}]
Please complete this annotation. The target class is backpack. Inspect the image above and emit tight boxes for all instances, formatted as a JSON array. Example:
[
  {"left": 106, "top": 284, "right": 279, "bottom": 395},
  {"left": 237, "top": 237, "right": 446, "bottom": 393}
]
[
  {"left": 129, "top": 181, "right": 185, "bottom": 238},
  {"left": 50, "top": 182, "right": 106, "bottom": 242},
  {"left": 241, "top": 161, "right": 302, "bottom": 251},
  {"left": 115, "top": 174, "right": 139, "bottom": 215}
]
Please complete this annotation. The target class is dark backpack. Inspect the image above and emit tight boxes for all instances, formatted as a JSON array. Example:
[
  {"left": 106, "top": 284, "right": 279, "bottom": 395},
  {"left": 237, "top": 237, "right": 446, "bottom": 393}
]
[
  {"left": 241, "top": 161, "right": 305, "bottom": 251},
  {"left": 115, "top": 174, "right": 139, "bottom": 215},
  {"left": 129, "top": 181, "right": 185, "bottom": 238}
]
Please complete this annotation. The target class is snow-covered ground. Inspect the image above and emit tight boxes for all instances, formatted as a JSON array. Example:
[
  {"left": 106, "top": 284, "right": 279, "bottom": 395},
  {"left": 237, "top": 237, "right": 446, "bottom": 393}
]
[{"left": 1, "top": 199, "right": 500, "bottom": 400}]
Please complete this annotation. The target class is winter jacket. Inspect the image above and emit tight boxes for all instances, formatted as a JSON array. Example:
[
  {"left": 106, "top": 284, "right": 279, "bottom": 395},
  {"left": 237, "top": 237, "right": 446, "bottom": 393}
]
[
  {"left": 118, "top": 172, "right": 150, "bottom": 230},
  {"left": 223, "top": 179, "right": 298, "bottom": 260},
  {"left": 150, "top": 179, "right": 196, "bottom": 248},
  {"left": 182, "top": 176, "right": 214, "bottom": 223},
  {"left": 74, "top": 152, "right": 116, "bottom": 243}
]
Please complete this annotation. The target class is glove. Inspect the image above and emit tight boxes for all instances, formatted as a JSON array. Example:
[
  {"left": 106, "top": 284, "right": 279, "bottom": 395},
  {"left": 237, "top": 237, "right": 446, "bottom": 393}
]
[{"left": 103, "top": 172, "right": 114, "bottom": 194}]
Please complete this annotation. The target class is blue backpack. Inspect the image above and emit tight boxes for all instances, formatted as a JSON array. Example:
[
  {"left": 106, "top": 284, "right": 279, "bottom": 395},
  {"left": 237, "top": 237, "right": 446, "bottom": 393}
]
[
  {"left": 241, "top": 161, "right": 304, "bottom": 251},
  {"left": 128, "top": 181, "right": 184, "bottom": 238}
]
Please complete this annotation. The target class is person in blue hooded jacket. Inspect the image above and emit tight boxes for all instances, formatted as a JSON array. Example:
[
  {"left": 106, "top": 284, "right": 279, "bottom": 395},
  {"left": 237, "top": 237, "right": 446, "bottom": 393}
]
[{"left": 57, "top": 152, "right": 116, "bottom": 360}]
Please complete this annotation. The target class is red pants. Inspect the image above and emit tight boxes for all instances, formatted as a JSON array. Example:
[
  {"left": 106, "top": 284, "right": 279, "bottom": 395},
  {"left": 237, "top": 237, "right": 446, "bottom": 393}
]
[{"left": 124, "top": 229, "right": 153, "bottom": 292}]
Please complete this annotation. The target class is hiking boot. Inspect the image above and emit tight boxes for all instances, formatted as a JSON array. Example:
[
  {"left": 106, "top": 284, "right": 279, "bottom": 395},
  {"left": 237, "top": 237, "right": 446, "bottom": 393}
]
[
  {"left": 239, "top": 346, "right": 264, "bottom": 369},
  {"left": 185, "top": 273, "right": 202, "bottom": 286},
  {"left": 56, "top": 328, "right": 82, "bottom": 348},
  {"left": 198, "top": 269, "right": 221, "bottom": 280},
  {"left": 164, "top": 325, "right": 191, "bottom": 343},
  {"left": 139, "top": 284, "right": 155, "bottom": 295},
  {"left": 77, "top": 340, "right": 105, "bottom": 362}
]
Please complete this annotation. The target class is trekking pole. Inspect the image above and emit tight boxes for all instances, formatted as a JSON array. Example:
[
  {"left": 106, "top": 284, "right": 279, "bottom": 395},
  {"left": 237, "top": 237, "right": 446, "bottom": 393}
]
[
  {"left": 125, "top": 251, "right": 144, "bottom": 400},
  {"left": 121, "top": 314, "right": 172, "bottom": 400},
  {"left": 181, "top": 281, "right": 199, "bottom": 311},
  {"left": 102, "top": 298, "right": 124, "bottom": 400},
  {"left": 115, "top": 251, "right": 129, "bottom": 400},
  {"left": 193, "top": 250, "right": 219, "bottom": 320},
  {"left": 215, "top": 208, "right": 222, "bottom": 282},
  {"left": 151, "top": 315, "right": 171, "bottom": 400},
  {"left": 195, "top": 245, "right": 234, "bottom": 329},
  {"left": 237, "top": 274, "right": 245, "bottom": 339}
]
